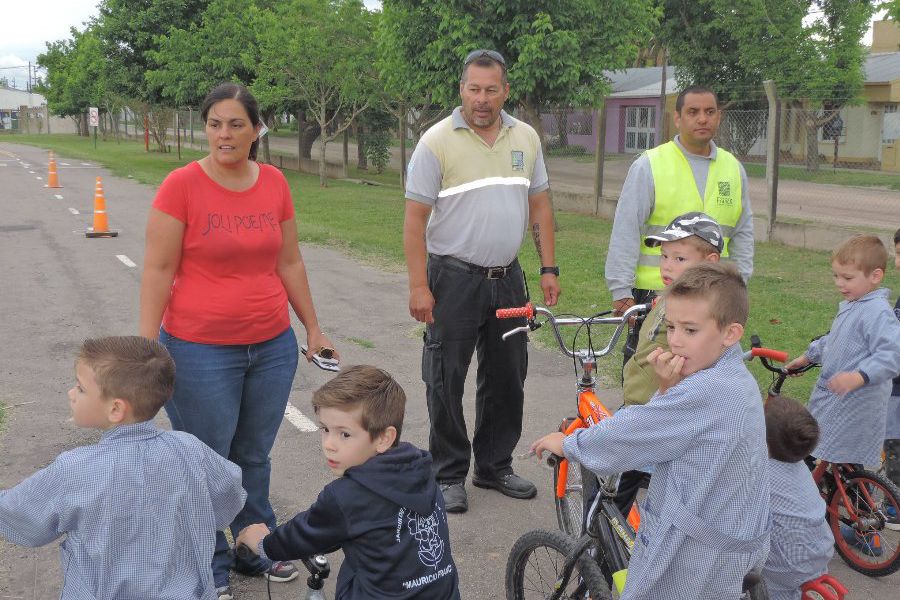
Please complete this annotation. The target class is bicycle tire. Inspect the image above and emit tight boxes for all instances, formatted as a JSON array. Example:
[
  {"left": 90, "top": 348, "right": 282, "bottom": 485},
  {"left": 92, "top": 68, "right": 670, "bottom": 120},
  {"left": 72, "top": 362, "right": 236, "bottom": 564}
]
[
  {"left": 827, "top": 469, "right": 900, "bottom": 577},
  {"left": 506, "top": 529, "right": 612, "bottom": 600},
  {"left": 553, "top": 459, "right": 600, "bottom": 537}
]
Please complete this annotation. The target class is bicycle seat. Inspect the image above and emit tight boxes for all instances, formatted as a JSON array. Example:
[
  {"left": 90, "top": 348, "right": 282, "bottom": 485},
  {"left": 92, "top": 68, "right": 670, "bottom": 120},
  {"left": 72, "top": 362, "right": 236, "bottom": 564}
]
[{"left": 741, "top": 569, "right": 761, "bottom": 592}]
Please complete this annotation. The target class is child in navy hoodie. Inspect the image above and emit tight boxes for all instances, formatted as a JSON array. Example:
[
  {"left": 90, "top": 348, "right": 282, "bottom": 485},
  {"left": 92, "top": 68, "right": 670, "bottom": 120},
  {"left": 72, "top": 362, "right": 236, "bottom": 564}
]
[{"left": 236, "top": 365, "right": 459, "bottom": 599}]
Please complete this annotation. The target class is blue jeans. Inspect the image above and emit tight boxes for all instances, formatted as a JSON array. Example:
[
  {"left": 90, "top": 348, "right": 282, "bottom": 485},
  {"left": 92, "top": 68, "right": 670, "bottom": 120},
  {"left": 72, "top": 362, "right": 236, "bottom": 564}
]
[{"left": 159, "top": 327, "right": 299, "bottom": 586}]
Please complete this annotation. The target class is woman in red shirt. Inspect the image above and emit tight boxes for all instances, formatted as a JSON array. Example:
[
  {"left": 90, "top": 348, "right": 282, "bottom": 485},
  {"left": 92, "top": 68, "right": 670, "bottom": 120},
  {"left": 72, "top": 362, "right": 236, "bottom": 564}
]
[{"left": 139, "top": 83, "right": 335, "bottom": 599}]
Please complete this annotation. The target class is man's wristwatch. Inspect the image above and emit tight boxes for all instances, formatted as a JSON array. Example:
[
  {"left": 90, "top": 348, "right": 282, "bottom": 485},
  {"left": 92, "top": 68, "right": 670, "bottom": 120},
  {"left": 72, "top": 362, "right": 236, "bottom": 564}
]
[{"left": 540, "top": 266, "right": 560, "bottom": 277}]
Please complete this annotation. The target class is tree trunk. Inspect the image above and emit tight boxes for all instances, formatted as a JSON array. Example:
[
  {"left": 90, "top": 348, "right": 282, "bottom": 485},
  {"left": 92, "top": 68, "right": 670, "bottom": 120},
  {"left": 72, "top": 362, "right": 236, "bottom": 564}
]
[
  {"left": 319, "top": 105, "right": 328, "bottom": 187},
  {"left": 260, "top": 108, "right": 275, "bottom": 164},
  {"left": 554, "top": 108, "right": 568, "bottom": 148},
  {"left": 356, "top": 122, "right": 367, "bottom": 170},
  {"left": 804, "top": 113, "right": 819, "bottom": 172}
]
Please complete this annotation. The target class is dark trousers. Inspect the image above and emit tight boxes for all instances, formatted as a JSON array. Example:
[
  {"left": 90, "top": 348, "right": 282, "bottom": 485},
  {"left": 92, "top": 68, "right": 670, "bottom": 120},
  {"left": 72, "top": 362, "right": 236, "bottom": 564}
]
[
  {"left": 622, "top": 288, "right": 657, "bottom": 369},
  {"left": 422, "top": 254, "right": 528, "bottom": 483}
]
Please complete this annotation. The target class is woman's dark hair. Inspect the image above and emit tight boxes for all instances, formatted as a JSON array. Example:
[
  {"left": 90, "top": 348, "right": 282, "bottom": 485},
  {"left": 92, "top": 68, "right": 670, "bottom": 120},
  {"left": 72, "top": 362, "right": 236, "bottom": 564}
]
[{"left": 200, "top": 82, "right": 261, "bottom": 161}]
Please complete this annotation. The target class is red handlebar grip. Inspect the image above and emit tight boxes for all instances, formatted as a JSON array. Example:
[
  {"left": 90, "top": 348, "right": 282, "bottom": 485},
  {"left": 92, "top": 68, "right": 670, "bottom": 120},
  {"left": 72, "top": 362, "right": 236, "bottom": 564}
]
[
  {"left": 751, "top": 347, "right": 789, "bottom": 362},
  {"left": 496, "top": 303, "right": 534, "bottom": 320}
]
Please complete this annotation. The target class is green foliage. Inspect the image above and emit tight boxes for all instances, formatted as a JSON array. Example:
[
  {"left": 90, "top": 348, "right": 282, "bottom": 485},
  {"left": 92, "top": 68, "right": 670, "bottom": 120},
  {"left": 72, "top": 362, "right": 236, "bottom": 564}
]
[
  {"left": 364, "top": 130, "right": 392, "bottom": 173},
  {"left": 254, "top": 0, "right": 375, "bottom": 184},
  {"left": 884, "top": 0, "right": 900, "bottom": 21},
  {"left": 378, "top": 0, "right": 659, "bottom": 116},
  {"left": 662, "top": 0, "right": 877, "bottom": 109},
  {"left": 95, "top": 0, "right": 209, "bottom": 102},
  {"left": 37, "top": 27, "right": 107, "bottom": 119},
  {"left": 146, "top": 0, "right": 263, "bottom": 107}
]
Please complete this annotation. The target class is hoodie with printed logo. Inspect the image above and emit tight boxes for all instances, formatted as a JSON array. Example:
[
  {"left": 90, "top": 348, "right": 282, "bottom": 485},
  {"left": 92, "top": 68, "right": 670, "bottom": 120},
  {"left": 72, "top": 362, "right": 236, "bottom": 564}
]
[{"left": 262, "top": 442, "right": 460, "bottom": 600}]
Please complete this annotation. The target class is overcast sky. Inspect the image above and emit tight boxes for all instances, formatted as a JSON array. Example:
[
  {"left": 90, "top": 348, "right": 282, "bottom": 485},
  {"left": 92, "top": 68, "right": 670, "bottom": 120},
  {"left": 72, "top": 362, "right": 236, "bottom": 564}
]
[{"left": 0, "top": 0, "right": 887, "bottom": 90}]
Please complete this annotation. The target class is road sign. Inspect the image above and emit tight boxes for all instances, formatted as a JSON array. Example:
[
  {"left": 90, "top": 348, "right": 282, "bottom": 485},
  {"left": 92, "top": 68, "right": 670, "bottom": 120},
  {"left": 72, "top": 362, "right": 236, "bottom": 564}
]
[{"left": 89, "top": 107, "right": 99, "bottom": 127}]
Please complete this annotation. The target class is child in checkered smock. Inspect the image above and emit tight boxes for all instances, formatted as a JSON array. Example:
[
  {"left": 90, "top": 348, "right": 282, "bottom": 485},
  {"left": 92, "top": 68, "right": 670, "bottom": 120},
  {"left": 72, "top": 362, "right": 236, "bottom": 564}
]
[
  {"left": 532, "top": 263, "right": 770, "bottom": 600},
  {"left": 761, "top": 395, "right": 834, "bottom": 600},
  {"left": 786, "top": 235, "right": 900, "bottom": 467}
]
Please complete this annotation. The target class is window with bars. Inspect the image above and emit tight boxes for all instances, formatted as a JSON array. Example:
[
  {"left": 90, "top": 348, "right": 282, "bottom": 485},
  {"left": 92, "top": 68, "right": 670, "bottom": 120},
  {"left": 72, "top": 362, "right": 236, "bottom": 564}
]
[
  {"left": 624, "top": 106, "right": 657, "bottom": 153},
  {"left": 883, "top": 104, "right": 899, "bottom": 144}
]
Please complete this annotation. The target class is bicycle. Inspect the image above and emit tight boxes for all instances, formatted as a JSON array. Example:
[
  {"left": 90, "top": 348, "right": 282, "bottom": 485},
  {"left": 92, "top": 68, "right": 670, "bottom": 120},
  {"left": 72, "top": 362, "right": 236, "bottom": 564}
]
[
  {"left": 748, "top": 335, "right": 900, "bottom": 578},
  {"left": 499, "top": 302, "right": 767, "bottom": 599}
]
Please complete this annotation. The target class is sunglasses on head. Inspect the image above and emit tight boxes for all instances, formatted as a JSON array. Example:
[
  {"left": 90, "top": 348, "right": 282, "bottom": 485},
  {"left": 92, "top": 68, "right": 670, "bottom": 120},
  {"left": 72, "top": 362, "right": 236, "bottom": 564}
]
[{"left": 464, "top": 49, "right": 506, "bottom": 67}]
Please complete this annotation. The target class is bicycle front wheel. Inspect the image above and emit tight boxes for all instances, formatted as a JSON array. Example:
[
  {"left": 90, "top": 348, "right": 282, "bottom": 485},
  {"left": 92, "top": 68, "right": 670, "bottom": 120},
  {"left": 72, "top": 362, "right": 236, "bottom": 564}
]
[
  {"left": 506, "top": 529, "right": 611, "bottom": 600},
  {"left": 553, "top": 459, "right": 598, "bottom": 537},
  {"left": 828, "top": 469, "right": 900, "bottom": 576}
]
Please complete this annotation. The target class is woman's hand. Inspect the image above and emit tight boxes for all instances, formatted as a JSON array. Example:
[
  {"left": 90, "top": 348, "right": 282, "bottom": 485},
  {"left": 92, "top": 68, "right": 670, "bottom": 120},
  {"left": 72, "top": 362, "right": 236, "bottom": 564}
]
[{"left": 305, "top": 330, "right": 339, "bottom": 363}]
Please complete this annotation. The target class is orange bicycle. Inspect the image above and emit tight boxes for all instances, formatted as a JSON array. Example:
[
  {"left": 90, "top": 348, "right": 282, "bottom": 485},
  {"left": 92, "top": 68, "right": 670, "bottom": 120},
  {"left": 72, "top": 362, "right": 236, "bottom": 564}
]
[{"left": 749, "top": 335, "right": 900, "bottom": 578}]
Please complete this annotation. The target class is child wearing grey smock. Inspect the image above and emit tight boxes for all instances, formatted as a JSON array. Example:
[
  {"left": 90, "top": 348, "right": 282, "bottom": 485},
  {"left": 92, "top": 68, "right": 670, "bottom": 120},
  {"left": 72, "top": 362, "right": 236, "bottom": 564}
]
[
  {"left": 562, "top": 344, "right": 770, "bottom": 600},
  {"left": 763, "top": 460, "right": 834, "bottom": 600},
  {"left": 802, "top": 288, "right": 900, "bottom": 466},
  {"left": 760, "top": 394, "right": 834, "bottom": 600}
]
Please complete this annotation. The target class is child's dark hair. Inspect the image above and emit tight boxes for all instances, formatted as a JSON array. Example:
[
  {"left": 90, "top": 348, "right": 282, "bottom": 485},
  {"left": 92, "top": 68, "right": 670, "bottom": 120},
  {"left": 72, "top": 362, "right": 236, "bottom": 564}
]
[
  {"left": 312, "top": 365, "right": 406, "bottom": 445},
  {"left": 765, "top": 395, "right": 820, "bottom": 462},
  {"left": 77, "top": 336, "right": 175, "bottom": 421},
  {"left": 665, "top": 262, "right": 748, "bottom": 327},
  {"left": 894, "top": 228, "right": 900, "bottom": 246}
]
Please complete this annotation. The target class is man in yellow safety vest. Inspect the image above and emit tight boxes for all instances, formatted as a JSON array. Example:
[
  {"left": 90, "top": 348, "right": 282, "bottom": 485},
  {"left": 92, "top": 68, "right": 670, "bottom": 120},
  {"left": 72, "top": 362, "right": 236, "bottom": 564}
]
[{"left": 605, "top": 86, "right": 755, "bottom": 366}]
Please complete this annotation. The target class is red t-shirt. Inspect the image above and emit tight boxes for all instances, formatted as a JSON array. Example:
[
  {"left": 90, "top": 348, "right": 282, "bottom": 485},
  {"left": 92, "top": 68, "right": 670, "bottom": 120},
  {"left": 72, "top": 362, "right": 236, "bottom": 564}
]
[{"left": 153, "top": 162, "right": 296, "bottom": 344}]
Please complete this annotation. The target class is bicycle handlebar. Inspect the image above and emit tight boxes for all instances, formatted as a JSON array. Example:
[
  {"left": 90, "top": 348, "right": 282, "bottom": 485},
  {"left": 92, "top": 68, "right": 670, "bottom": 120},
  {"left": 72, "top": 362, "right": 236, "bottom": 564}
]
[
  {"left": 749, "top": 347, "right": 789, "bottom": 363},
  {"left": 495, "top": 302, "right": 650, "bottom": 360}
]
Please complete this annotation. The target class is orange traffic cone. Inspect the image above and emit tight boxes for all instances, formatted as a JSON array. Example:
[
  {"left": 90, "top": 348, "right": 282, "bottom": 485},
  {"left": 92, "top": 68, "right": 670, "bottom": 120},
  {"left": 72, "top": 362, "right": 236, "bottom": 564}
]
[
  {"left": 44, "top": 151, "right": 62, "bottom": 188},
  {"left": 85, "top": 177, "right": 118, "bottom": 238}
]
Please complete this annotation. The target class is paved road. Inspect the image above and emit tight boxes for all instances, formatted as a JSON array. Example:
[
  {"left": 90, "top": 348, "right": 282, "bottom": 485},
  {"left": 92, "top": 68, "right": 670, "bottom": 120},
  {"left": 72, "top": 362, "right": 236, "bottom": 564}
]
[{"left": 0, "top": 141, "right": 897, "bottom": 599}]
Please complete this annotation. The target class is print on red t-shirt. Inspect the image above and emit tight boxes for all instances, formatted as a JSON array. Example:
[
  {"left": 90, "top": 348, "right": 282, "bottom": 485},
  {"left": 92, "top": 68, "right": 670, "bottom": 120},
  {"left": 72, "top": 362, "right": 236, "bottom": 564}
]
[{"left": 152, "top": 162, "right": 296, "bottom": 345}]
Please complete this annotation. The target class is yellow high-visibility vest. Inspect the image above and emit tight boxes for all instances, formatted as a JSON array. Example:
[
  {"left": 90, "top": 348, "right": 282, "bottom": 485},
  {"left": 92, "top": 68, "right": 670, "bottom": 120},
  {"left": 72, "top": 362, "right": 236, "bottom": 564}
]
[{"left": 635, "top": 141, "right": 743, "bottom": 290}]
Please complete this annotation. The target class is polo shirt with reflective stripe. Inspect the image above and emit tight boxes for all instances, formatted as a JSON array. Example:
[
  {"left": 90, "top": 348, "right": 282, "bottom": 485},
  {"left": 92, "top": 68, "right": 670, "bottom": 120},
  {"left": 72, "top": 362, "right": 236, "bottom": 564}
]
[{"left": 405, "top": 107, "right": 549, "bottom": 267}]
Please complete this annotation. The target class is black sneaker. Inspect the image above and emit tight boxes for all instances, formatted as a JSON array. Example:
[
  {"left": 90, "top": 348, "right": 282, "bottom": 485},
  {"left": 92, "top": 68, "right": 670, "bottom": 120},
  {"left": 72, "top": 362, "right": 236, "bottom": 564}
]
[
  {"left": 440, "top": 482, "right": 468, "bottom": 513},
  {"left": 472, "top": 472, "right": 537, "bottom": 499}
]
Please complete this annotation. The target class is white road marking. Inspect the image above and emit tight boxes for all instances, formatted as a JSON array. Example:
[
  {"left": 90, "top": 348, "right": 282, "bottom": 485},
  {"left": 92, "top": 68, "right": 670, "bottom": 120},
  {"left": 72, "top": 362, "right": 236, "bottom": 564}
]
[
  {"left": 60, "top": 162, "right": 70, "bottom": 166},
  {"left": 68, "top": 208, "right": 79, "bottom": 215},
  {"left": 54, "top": 194, "right": 63, "bottom": 200},
  {"left": 28, "top": 170, "right": 35, "bottom": 174},
  {"left": 35, "top": 176, "right": 42, "bottom": 180},
  {"left": 80, "top": 162, "right": 92, "bottom": 166},
  {"left": 116, "top": 255, "right": 136, "bottom": 268},
  {"left": 284, "top": 403, "right": 318, "bottom": 432}
]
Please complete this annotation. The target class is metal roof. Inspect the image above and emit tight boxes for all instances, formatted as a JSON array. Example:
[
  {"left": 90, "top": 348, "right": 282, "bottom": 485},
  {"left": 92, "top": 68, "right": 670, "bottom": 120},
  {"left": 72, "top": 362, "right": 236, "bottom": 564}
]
[{"left": 865, "top": 52, "right": 900, "bottom": 83}]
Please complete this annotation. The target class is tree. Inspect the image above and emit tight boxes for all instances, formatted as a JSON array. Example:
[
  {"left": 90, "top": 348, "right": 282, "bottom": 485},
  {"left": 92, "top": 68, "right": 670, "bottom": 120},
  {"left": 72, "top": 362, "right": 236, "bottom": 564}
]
[
  {"left": 728, "top": 0, "right": 877, "bottom": 170},
  {"left": 376, "top": 1, "right": 452, "bottom": 142},
  {"left": 255, "top": 0, "right": 375, "bottom": 186},
  {"left": 37, "top": 27, "right": 107, "bottom": 136},
  {"left": 377, "top": 1, "right": 658, "bottom": 147},
  {"left": 94, "top": 0, "right": 209, "bottom": 151},
  {"left": 660, "top": 0, "right": 877, "bottom": 170}
]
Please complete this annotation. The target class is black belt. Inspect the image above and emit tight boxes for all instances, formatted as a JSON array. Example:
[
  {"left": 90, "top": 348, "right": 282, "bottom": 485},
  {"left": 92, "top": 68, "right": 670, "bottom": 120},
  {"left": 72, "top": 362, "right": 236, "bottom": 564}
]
[{"left": 429, "top": 254, "right": 515, "bottom": 280}]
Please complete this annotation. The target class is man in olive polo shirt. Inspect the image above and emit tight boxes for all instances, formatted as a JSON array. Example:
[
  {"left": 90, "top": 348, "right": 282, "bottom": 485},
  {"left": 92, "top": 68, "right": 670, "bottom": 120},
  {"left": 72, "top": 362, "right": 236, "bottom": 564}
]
[
  {"left": 605, "top": 86, "right": 755, "bottom": 367},
  {"left": 403, "top": 49, "right": 560, "bottom": 513}
]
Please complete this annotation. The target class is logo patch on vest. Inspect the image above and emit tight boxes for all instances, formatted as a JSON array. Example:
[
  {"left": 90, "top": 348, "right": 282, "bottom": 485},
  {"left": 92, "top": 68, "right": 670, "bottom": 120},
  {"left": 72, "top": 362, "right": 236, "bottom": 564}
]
[
  {"left": 511, "top": 150, "right": 525, "bottom": 171},
  {"left": 716, "top": 181, "right": 733, "bottom": 206}
]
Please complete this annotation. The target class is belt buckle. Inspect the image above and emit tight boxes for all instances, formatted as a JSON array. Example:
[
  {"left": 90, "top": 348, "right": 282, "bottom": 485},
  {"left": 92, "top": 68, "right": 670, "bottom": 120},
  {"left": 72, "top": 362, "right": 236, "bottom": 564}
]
[{"left": 485, "top": 266, "right": 506, "bottom": 279}]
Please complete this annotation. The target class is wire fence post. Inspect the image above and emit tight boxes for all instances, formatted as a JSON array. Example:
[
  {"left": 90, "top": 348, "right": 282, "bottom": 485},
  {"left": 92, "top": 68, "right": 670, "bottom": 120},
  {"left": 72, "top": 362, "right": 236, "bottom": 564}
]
[
  {"left": 763, "top": 80, "right": 781, "bottom": 236},
  {"left": 593, "top": 100, "right": 608, "bottom": 215}
]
